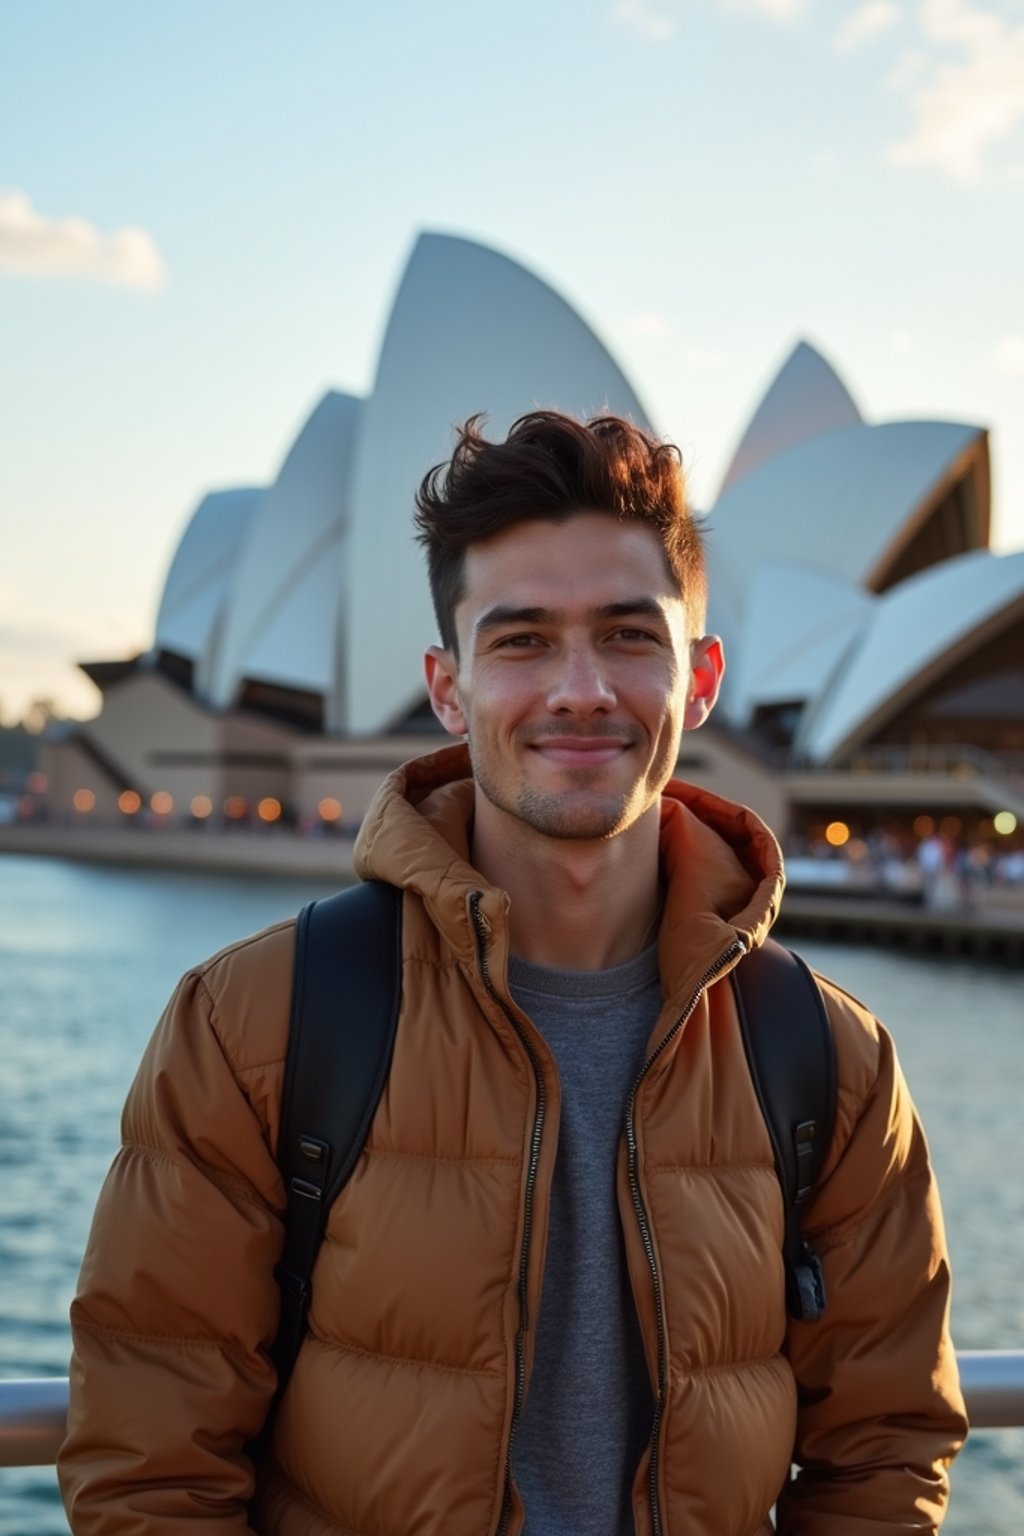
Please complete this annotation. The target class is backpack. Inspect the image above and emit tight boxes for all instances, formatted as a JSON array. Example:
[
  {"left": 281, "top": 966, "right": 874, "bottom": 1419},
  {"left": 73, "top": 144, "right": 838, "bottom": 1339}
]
[{"left": 270, "top": 879, "right": 836, "bottom": 1402}]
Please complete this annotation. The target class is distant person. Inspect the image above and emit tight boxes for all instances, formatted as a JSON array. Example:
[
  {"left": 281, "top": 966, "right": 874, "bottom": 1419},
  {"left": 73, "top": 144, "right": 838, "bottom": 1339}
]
[
  {"left": 918, "top": 830, "right": 965, "bottom": 911},
  {"left": 59, "top": 412, "right": 966, "bottom": 1533}
]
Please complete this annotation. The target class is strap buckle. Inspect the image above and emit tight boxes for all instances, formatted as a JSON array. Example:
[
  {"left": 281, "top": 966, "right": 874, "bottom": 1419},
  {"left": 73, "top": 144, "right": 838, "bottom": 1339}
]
[
  {"left": 788, "top": 1244, "right": 827, "bottom": 1322},
  {"left": 274, "top": 1264, "right": 311, "bottom": 1308},
  {"left": 793, "top": 1119, "right": 817, "bottom": 1203}
]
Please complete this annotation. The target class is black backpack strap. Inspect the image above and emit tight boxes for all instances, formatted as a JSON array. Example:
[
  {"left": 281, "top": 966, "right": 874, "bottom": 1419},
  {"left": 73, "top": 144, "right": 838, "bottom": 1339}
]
[
  {"left": 730, "top": 939, "right": 836, "bottom": 1323},
  {"left": 272, "top": 879, "right": 403, "bottom": 1395}
]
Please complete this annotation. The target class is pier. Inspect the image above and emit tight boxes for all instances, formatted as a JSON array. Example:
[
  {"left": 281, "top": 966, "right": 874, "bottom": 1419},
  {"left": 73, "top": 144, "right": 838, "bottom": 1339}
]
[{"left": 778, "top": 892, "right": 1024, "bottom": 962}]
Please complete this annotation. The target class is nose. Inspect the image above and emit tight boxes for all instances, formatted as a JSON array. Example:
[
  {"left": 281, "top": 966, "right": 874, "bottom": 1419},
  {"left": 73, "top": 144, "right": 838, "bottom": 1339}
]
[{"left": 546, "top": 642, "right": 617, "bottom": 716}]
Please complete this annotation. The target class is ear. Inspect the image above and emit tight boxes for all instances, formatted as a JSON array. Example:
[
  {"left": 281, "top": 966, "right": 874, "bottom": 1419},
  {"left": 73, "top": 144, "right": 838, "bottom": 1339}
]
[
  {"left": 684, "top": 635, "right": 725, "bottom": 730},
  {"left": 424, "top": 646, "right": 468, "bottom": 738}
]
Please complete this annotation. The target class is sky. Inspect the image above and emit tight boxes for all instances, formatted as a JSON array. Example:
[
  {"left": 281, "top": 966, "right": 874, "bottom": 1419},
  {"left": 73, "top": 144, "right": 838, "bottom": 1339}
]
[{"left": 2, "top": 0, "right": 1022, "bottom": 723}]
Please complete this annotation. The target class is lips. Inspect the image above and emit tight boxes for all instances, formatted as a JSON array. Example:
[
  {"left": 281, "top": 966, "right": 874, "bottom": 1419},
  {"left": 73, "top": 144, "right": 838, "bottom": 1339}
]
[{"left": 529, "top": 736, "right": 632, "bottom": 766}]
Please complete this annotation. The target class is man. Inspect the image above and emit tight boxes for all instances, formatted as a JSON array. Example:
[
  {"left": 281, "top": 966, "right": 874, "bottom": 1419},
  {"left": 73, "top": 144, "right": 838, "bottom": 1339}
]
[{"left": 59, "top": 411, "right": 966, "bottom": 1534}]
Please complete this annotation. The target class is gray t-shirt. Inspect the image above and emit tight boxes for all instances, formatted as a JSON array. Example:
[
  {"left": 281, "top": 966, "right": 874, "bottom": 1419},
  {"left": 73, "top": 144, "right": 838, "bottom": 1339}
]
[{"left": 508, "top": 944, "right": 662, "bottom": 1535}]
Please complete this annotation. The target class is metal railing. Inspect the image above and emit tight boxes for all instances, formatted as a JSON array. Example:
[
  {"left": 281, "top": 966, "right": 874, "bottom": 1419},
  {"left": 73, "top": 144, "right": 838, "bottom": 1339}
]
[
  {"left": 2, "top": 1352, "right": 1023, "bottom": 1469},
  {"left": 803, "top": 743, "right": 1024, "bottom": 788},
  {"left": 1, "top": 1378, "right": 67, "bottom": 1468}
]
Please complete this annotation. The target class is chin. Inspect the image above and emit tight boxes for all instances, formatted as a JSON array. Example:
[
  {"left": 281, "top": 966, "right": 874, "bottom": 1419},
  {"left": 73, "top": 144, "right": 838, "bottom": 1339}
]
[{"left": 513, "top": 788, "right": 635, "bottom": 842}]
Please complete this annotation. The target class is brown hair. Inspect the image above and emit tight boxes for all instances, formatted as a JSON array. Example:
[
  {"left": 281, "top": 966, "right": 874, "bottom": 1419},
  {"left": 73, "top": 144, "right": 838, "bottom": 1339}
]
[{"left": 414, "top": 410, "right": 707, "bottom": 652}]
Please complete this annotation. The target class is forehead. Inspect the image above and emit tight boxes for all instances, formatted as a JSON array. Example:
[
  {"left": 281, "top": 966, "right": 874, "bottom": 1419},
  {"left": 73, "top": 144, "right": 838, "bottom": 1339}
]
[{"left": 457, "top": 512, "right": 682, "bottom": 618}]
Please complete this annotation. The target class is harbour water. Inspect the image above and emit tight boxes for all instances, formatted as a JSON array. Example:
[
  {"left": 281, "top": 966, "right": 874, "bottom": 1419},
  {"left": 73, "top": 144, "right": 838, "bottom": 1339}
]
[{"left": 1, "top": 853, "right": 1021, "bottom": 1533}]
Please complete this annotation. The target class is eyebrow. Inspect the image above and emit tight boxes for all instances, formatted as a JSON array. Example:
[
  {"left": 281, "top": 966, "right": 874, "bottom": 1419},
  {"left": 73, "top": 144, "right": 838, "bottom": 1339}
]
[{"left": 474, "top": 597, "right": 668, "bottom": 636}]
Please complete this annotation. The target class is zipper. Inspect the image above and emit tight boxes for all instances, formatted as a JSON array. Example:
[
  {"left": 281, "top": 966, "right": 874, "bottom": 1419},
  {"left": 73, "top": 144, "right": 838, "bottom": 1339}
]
[
  {"left": 469, "top": 891, "right": 547, "bottom": 1536},
  {"left": 624, "top": 938, "right": 745, "bottom": 1536}
]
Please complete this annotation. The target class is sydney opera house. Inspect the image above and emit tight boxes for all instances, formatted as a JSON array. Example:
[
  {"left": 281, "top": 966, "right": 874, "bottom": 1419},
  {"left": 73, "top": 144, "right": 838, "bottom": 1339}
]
[{"left": 42, "top": 232, "right": 1024, "bottom": 846}]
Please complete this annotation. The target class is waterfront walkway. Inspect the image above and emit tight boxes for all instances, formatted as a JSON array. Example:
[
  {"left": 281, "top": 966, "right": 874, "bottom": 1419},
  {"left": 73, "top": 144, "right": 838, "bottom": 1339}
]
[
  {"left": 3, "top": 823, "right": 1023, "bottom": 958},
  {"left": 0, "top": 822, "right": 356, "bottom": 881},
  {"left": 779, "top": 892, "right": 1024, "bottom": 961}
]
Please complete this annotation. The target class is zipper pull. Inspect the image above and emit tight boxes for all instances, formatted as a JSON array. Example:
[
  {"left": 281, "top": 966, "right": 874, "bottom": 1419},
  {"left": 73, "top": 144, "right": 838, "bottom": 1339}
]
[{"left": 468, "top": 890, "right": 491, "bottom": 934}]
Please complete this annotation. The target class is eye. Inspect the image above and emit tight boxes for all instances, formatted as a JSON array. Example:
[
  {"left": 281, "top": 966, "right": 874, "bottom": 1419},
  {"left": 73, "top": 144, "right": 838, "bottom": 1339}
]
[
  {"left": 611, "top": 627, "right": 659, "bottom": 644},
  {"left": 495, "top": 632, "right": 544, "bottom": 649}
]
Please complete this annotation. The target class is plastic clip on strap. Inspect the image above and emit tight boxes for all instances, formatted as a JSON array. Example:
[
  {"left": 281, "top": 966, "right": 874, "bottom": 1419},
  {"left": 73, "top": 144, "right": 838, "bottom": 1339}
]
[
  {"left": 788, "top": 1118, "right": 826, "bottom": 1323},
  {"left": 793, "top": 1119, "right": 817, "bottom": 1202},
  {"left": 789, "top": 1240, "right": 827, "bottom": 1322},
  {"left": 274, "top": 1134, "right": 331, "bottom": 1356}
]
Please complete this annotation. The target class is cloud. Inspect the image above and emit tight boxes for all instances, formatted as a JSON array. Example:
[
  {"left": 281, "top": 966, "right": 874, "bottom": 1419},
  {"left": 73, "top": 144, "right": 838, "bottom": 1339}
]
[
  {"left": 717, "top": 0, "right": 806, "bottom": 20},
  {"left": 0, "top": 190, "right": 166, "bottom": 289},
  {"left": 887, "top": 0, "right": 1024, "bottom": 181},
  {"left": 990, "top": 334, "right": 1024, "bottom": 375},
  {"left": 610, "top": 0, "right": 675, "bottom": 40},
  {"left": 835, "top": 0, "right": 901, "bottom": 51},
  {"left": 0, "top": 615, "right": 114, "bottom": 657},
  {"left": 615, "top": 0, "right": 805, "bottom": 30},
  {"left": 0, "top": 581, "right": 143, "bottom": 657}
]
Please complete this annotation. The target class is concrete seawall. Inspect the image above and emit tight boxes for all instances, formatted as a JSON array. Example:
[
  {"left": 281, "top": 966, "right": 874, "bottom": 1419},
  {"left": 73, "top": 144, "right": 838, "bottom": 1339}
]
[
  {"left": 0, "top": 824, "right": 356, "bottom": 883},
  {"left": 3, "top": 825, "right": 1022, "bottom": 958}
]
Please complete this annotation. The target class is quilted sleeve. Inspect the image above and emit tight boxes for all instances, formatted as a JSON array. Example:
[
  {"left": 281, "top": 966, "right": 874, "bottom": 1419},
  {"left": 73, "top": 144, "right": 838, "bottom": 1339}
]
[
  {"left": 777, "top": 982, "right": 968, "bottom": 1535},
  {"left": 57, "top": 962, "right": 287, "bottom": 1533}
]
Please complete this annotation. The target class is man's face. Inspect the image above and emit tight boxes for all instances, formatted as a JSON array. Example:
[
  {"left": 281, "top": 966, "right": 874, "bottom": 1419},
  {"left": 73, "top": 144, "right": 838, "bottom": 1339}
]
[{"left": 425, "top": 512, "right": 723, "bottom": 844}]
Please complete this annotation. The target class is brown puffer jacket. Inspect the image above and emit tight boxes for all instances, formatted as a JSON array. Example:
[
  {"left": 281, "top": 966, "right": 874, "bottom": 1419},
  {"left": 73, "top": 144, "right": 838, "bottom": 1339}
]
[{"left": 59, "top": 744, "right": 966, "bottom": 1535}]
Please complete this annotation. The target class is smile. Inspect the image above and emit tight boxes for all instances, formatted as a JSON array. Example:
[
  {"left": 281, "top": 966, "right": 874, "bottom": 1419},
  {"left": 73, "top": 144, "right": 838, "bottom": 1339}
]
[{"left": 530, "top": 739, "right": 631, "bottom": 766}]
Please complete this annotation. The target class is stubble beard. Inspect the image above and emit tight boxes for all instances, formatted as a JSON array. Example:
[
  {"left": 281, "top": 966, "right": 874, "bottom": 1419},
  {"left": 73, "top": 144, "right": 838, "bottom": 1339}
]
[
  {"left": 514, "top": 782, "right": 633, "bottom": 841},
  {"left": 469, "top": 738, "right": 643, "bottom": 843}
]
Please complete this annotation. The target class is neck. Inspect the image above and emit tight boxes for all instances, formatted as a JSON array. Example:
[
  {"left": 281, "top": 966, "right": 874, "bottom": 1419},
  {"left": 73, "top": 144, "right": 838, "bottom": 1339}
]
[{"left": 470, "top": 797, "right": 663, "bottom": 971}]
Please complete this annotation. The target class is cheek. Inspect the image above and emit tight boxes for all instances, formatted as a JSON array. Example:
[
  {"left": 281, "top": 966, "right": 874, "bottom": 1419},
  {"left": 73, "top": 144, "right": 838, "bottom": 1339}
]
[
  {"left": 644, "top": 691, "right": 687, "bottom": 759},
  {"left": 633, "top": 670, "right": 684, "bottom": 724},
  {"left": 467, "top": 671, "right": 538, "bottom": 724}
]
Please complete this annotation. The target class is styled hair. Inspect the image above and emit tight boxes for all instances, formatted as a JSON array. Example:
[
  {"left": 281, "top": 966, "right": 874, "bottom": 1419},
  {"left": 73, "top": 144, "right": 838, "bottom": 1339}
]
[{"left": 414, "top": 410, "right": 707, "bottom": 652}]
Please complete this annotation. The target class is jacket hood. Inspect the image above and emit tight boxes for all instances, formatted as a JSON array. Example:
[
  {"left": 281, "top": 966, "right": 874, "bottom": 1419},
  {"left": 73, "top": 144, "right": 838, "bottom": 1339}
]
[{"left": 354, "top": 743, "right": 784, "bottom": 987}]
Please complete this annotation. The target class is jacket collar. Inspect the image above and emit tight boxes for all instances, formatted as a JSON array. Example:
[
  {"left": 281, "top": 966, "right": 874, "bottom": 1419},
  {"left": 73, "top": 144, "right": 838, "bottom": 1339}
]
[{"left": 354, "top": 743, "right": 785, "bottom": 996}]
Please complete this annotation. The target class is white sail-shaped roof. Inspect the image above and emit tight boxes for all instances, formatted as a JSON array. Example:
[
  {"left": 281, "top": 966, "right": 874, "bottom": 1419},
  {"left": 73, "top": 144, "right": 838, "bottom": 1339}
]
[
  {"left": 154, "top": 487, "right": 262, "bottom": 665},
  {"left": 206, "top": 391, "right": 362, "bottom": 707},
  {"left": 718, "top": 340, "right": 862, "bottom": 498},
  {"left": 723, "top": 563, "right": 872, "bottom": 725},
  {"left": 798, "top": 549, "right": 1024, "bottom": 763},
  {"left": 709, "top": 419, "right": 986, "bottom": 627},
  {"left": 341, "top": 232, "right": 654, "bottom": 734}
]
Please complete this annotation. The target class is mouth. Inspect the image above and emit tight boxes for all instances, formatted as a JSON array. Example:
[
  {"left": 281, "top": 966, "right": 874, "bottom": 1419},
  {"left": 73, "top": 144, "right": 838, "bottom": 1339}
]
[{"left": 529, "top": 736, "right": 632, "bottom": 767}]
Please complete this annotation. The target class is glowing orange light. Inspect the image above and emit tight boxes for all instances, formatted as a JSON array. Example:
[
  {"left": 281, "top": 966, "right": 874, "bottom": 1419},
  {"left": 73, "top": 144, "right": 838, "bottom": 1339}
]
[
  {"left": 191, "top": 795, "right": 213, "bottom": 819},
  {"left": 25, "top": 772, "right": 47, "bottom": 794},
  {"left": 940, "top": 816, "right": 962, "bottom": 838},
  {"left": 258, "top": 797, "right": 282, "bottom": 823},
  {"left": 151, "top": 791, "right": 174, "bottom": 816},
  {"left": 912, "top": 815, "right": 935, "bottom": 839},
  {"left": 224, "top": 796, "right": 248, "bottom": 820},
  {"left": 72, "top": 788, "right": 96, "bottom": 813},
  {"left": 825, "top": 821, "right": 850, "bottom": 848},
  {"left": 318, "top": 797, "right": 342, "bottom": 823},
  {"left": 118, "top": 790, "right": 141, "bottom": 815}
]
